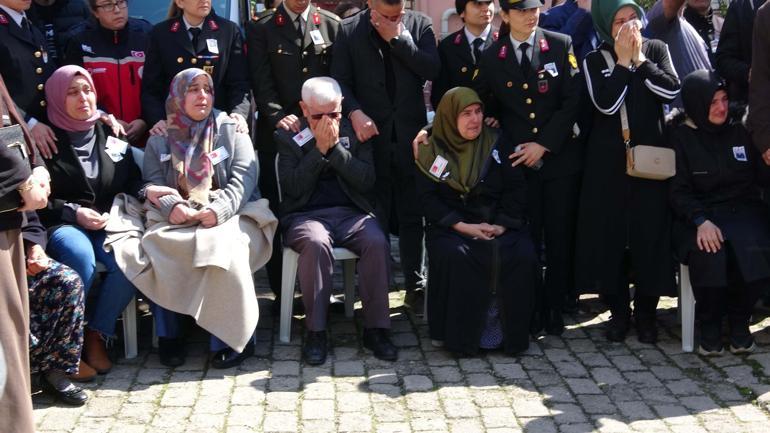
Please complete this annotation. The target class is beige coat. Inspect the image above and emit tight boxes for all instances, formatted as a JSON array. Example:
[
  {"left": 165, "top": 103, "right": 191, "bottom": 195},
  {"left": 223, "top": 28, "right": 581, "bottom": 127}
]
[{"left": 104, "top": 194, "right": 277, "bottom": 352}]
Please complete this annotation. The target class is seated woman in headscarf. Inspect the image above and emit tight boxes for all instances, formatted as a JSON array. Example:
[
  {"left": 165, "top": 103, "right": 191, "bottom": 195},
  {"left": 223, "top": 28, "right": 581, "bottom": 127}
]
[
  {"left": 38, "top": 65, "right": 143, "bottom": 377},
  {"left": 415, "top": 87, "right": 537, "bottom": 356},
  {"left": 106, "top": 68, "right": 277, "bottom": 369},
  {"left": 670, "top": 69, "right": 770, "bottom": 356}
]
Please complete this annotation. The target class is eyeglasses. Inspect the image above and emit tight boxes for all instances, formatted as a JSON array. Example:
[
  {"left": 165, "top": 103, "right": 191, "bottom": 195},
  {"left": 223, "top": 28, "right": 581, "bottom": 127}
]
[
  {"left": 95, "top": 0, "right": 128, "bottom": 12},
  {"left": 308, "top": 111, "right": 342, "bottom": 120}
]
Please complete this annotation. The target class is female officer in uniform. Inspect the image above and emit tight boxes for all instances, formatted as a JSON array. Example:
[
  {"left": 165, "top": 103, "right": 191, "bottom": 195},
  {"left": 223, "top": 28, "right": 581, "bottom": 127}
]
[{"left": 141, "top": 0, "right": 250, "bottom": 136}]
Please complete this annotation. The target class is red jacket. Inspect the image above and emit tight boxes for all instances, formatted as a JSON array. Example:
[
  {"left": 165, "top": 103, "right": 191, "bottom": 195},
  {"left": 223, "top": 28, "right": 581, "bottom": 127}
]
[{"left": 65, "top": 18, "right": 151, "bottom": 124}]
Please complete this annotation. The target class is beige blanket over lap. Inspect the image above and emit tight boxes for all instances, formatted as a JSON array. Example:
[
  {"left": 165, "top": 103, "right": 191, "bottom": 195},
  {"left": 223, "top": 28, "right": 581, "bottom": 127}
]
[{"left": 104, "top": 193, "right": 277, "bottom": 352}]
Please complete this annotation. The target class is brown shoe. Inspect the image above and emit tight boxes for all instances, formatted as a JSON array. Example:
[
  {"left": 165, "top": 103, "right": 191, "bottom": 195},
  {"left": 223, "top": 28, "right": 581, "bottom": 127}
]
[
  {"left": 83, "top": 329, "right": 112, "bottom": 374},
  {"left": 68, "top": 360, "right": 97, "bottom": 382}
]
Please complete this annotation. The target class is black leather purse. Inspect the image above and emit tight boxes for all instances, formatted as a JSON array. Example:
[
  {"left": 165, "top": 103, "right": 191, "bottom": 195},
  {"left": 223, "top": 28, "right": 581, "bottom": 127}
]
[{"left": 0, "top": 124, "right": 32, "bottom": 213}]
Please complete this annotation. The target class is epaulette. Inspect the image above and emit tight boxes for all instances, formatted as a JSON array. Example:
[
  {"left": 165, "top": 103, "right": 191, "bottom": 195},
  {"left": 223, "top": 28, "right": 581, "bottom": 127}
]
[{"left": 255, "top": 8, "right": 276, "bottom": 22}]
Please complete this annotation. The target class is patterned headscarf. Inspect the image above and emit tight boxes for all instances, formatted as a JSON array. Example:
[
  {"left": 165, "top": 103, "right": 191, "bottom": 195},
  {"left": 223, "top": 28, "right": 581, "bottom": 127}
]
[
  {"left": 166, "top": 68, "right": 216, "bottom": 207},
  {"left": 591, "top": 0, "right": 645, "bottom": 46}
]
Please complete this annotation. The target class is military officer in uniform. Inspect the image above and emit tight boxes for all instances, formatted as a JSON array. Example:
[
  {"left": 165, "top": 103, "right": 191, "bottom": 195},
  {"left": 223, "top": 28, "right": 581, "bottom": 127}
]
[
  {"left": 474, "top": 0, "right": 582, "bottom": 336},
  {"left": 0, "top": 0, "right": 57, "bottom": 159},
  {"left": 431, "top": 0, "right": 497, "bottom": 109},
  {"left": 142, "top": 0, "right": 250, "bottom": 135},
  {"left": 245, "top": 0, "right": 340, "bottom": 296}
]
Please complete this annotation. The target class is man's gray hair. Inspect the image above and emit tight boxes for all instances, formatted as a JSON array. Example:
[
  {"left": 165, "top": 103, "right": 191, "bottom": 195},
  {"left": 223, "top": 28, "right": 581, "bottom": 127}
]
[{"left": 301, "top": 77, "right": 342, "bottom": 106}]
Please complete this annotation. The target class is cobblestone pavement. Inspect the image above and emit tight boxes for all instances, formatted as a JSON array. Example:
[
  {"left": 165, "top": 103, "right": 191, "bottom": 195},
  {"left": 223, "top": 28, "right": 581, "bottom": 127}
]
[{"left": 31, "top": 273, "right": 770, "bottom": 433}]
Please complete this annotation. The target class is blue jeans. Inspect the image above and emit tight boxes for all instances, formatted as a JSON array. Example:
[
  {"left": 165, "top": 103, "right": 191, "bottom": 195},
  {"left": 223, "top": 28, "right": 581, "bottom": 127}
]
[
  {"left": 47, "top": 225, "right": 137, "bottom": 338},
  {"left": 151, "top": 303, "right": 250, "bottom": 352}
]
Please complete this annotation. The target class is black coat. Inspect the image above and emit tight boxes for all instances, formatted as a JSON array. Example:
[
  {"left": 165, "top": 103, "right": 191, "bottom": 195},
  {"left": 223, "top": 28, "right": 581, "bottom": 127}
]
[
  {"left": 417, "top": 136, "right": 536, "bottom": 355},
  {"left": 0, "top": 9, "right": 56, "bottom": 123},
  {"left": 246, "top": 4, "right": 340, "bottom": 153},
  {"left": 575, "top": 40, "right": 680, "bottom": 296},
  {"left": 473, "top": 28, "right": 583, "bottom": 181},
  {"left": 715, "top": 0, "right": 765, "bottom": 103},
  {"left": 331, "top": 9, "right": 440, "bottom": 170},
  {"left": 141, "top": 12, "right": 250, "bottom": 127},
  {"left": 430, "top": 27, "right": 496, "bottom": 109},
  {"left": 670, "top": 118, "right": 770, "bottom": 287},
  {"left": 27, "top": 0, "right": 90, "bottom": 63},
  {"left": 38, "top": 124, "right": 142, "bottom": 230}
]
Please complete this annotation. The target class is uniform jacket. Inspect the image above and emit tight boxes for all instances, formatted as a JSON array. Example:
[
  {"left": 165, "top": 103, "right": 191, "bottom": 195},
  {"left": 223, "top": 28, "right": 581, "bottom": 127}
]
[
  {"left": 27, "top": 0, "right": 90, "bottom": 63},
  {"left": 38, "top": 123, "right": 143, "bottom": 229},
  {"left": 539, "top": 0, "right": 598, "bottom": 63},
  {"left": 717, "top": 0, "right": 766, "bottom": 103},
  {"left": 0, "top": 9, "right": 56, "bottom": 123},
  {"left": 141, "top": 12, "right": 250, "bottom": 127},
  {"left": 430, "top": 27, "right": 497, "bottom": 109},
  {"left": 473, "top": 28, "right": 583, "bottom": 180},
  {"left": 143, "top": 111, "right": 260, "bottom": 225},
  {"left": 246, "top": 4, "right": 340, "bottom": 153},
  {"left": 65, "top": 18, "right": 152, "bottom": 124},
  {"left": 331, "top": 9, "right": 440, "bottom": 166},
  {"left": 275, "top": 119, "right": 375, "bottom": 225}
]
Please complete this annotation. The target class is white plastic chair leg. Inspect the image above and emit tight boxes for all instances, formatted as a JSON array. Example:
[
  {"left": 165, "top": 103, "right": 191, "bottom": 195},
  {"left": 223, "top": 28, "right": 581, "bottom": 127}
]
[
  {"left": 279, "top": 248, "right": 300, "bottom": 343},
  {"left": 122, "top": 297, "right": 138, "bottom": 359},
  {"left": 343, "top": 259, "right": 356, "bottom": 318},
  {"left": 679, "top": 264, "right": 696, "bottom": 352}
]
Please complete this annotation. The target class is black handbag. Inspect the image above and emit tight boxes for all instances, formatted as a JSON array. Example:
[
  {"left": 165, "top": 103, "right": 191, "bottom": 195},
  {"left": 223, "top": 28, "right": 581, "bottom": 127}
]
[{"left": 0, "top": 124, "right": 32, "bottom": 213}]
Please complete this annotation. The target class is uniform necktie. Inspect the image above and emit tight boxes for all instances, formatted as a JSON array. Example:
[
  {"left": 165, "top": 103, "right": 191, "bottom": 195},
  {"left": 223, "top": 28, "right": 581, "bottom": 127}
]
[
  {"left": 519, "top": 42, "right": 531, "bottom": 76},
  {"left": 296, "top": 15, "right": 305, "bottom": 40},
  {"left": 189, "top": 27, "right": 202, "bottom": 50},
  {"left": 20, "top": 17, "right": 33, "bottom": 40},
  {"left": 472, "top": 38, "right": 484, "bottom": 65}
]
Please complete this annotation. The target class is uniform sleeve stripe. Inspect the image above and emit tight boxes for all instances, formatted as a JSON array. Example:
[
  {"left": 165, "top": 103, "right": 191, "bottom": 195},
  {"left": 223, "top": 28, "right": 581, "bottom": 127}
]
[
  {"left": 584, "top": 56, "right": 627, "bottom": 115},
  {"left": 643, "top": 78, "right": 680, "bottom": 99}
]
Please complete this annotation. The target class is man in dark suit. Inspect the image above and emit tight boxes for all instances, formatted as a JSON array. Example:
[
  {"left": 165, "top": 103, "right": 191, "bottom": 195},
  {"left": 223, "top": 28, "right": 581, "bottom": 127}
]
[
  {"left": 245, "top": 0, "right": 340, "bottom": 295},
  {"left": 474, "top": 0, "right": 582, "bottom": 335},
  {"left": 431, "top": 0, "right": 497, "bottom": 109},
  {"left": 331, "top": 0, "right": 440, "bottom": 308},
  {"left": 0, "top": 0, "right": 57, "bottom": 160}
]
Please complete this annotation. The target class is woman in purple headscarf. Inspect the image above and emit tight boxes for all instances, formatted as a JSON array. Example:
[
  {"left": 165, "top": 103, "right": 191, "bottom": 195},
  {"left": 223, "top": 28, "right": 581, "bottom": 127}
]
[{"left": 38, "top": 65, "right": 143, "bottom": 378}]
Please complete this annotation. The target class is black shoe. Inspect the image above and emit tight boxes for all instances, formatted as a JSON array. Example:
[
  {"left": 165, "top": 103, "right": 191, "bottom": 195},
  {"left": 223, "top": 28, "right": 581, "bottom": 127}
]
[
  {"left": 698, "top": 321, "right": 724, "bottom": 356},
  {"left": 303, "top": 331, "right": 328, "bottom": 365},
  {"left": 545, "top": 309, "right": 565, "bottom": 336},
  {"left": 728, "top": 315, "right": 756, "bottom": 354},
  {"left": 363, "top": 328, "right": 398, "bottom": 361},
  {"left": 605, "top": 314, "right": 630, "bottom": 342},
  {"left": 210, "top": 342, "right": 254, "bottom": 369},
  {"left": 41, "top": 374, "right": 88, "bottom": 406},
  {"left": 529, "top": 310, "right": 545, "bottom": 336},
  {"left": 404, "top": 289, "right": 425, "bottom": 316},
  {"left": 158, "top": 337, "right": 186, "bottom": 367},
  {"left": 635, "top": 315, "right": 658, "bottom": 345}
]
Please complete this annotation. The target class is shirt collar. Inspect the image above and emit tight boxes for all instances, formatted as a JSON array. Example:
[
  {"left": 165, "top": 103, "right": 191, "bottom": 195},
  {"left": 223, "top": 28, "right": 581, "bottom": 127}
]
[
  {"left": 284, "top": 4, "right": 311, "bottom": 23},
  {"left": 509, "top": 31, "right": 536, "bottom": 51},
  {"left": 464, "top": 24, "right": 492, "bottom": 45},
  {"left": 0, "top": 4, "right": 26, "bottom": 27},
  {"left": 183, "top": 15, "right": 204, "bottom": 31}
]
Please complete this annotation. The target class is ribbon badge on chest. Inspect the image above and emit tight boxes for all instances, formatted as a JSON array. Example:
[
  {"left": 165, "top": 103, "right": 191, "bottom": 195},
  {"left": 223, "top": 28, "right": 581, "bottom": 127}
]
[
  {"left": 539, "top": 38, "right": 550, "bottom": 53},
  {"left": 313, "top": 12, "right": 321, "bottom": 26},
  {"left": 275, "top": 13, "right": 286, "bottom": 26}
]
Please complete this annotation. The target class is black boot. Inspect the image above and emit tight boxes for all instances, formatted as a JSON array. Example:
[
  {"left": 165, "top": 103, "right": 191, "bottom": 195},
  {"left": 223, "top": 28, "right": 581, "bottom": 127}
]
[
  {"left": 363, "top": 328, "right": 398, "bottom": 361},
  {"left": 303, "top": 331, "right": 328, "bottom": 365},
  {"left": 605, "top": 312, "right": 630, "bottom": 342},
  {"left": 728, "top": 314, "right": 755, "bottom": 354},
  {"left": 545, "top": 308, "right": 565, "bottom": 336},
  {"left": 634, "top": 314, "right": 658, "bottom": 345},
  {"left": 158, "top": 337, "right": 186, "bottom": 367}
]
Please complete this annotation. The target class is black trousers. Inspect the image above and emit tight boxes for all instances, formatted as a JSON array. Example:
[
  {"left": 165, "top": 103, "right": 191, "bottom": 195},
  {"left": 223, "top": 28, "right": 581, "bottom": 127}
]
[
  {"left": 258, "top": 150, "right": 282, "bottom": 296},
  {"left": 527, "top": 173, "right": 581, "bottom": 313},
  {"left": 373, "top": 145, "right": 426, "bottom": 292}
]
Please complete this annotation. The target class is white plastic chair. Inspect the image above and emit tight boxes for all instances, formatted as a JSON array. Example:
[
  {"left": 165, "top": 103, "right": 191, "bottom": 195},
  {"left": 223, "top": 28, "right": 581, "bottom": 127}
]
[
  {"left": 678, "top": 264, "right": 696, "bottom": 352},
  {"left": 274, "top": 154, "right": 360, "bottom": 343}
]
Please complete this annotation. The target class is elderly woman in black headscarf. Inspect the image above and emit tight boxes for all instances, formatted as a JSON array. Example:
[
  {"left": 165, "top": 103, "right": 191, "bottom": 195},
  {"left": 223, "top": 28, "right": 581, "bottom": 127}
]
[
  {"left": 670, "top": 69, "right": 770, "bottom": 356},
  {"left": 415, "top": 87, "right": 537, "bottom": 356}
]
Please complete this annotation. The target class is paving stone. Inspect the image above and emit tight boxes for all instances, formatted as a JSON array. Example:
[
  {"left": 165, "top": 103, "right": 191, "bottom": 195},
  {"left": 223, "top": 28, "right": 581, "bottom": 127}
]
[
  {"left": 591, "top": 367, "right": 626, "bottom": 385},
  {"left": 442, "top": 399, "right": 479, "bottom": 418},
  {"left": 552, "top": 361, "right": 589, "bottom": 378},
  {"left": 271, "top": 361, "right": 300, "bottom": 376},
  {"left": 616, "top": 401, "right": 654, "bottom": 421},
  {"left": 472, "top": 389, "right": 509, "bottom": 408},
  {"left": 334, "top": 360, "right": 366, "bottom": 377},
  {"left": 512, "top": 398, "right": 550, "bottom": 418},
  {"left": 493, "top": 363, "right": 528, "bottom": 380},
  {"left": 610, "top": 356, "right": 645, "bottom": 372},
  {"left": 410, "top": 412, "right": 448, "bottom": 431},
  {"left": 565, "top": 378, "right": 603, "bottom": 395},
  {"left": 262, "top": 411, "right": 298, "bottom": 432},
  {"left": 576, "top": 395, "right": 616, "bottom": 414},
  {"left": 430, "top": 366, "right": 463, "bottom": 383},
  {"left": 665, "top": 379, "right": 705, "bottom": 396},
  {"left": 550, "top": 403, "right": 588, "bottom": 424},
  {"left": 404, "top": 375, "right": 434, "bottom": 392},
  {"left": 369, "top": 369, "right": 399, "bottom": 385},
  {"left": 540, "top": 385, "right": 576, "bottom": 403},
  {"left": 521, "top": 417, "right": 558, "bottom": 433},
  {"left": 339, "top": 412, "right": 374, "bottom": 432},
  {"left": 576, "top": 352, "right": 613, "bottom": 367},
  {"left": 481, "top": 407, "right": 517, "bottom": 428},
  {"left": 406, "top": 392, "right": 442, "bottom": 412},
  {"left": 337, "top": 392, "right": 372, "bottom": 412}
]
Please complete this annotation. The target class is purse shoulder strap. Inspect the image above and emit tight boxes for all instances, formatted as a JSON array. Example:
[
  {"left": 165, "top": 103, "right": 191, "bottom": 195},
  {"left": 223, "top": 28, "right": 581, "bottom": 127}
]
[
  {"left": 0, "top": 74, "right": 35, "bottom": 164},
  {"left": 599, "top": 49, "right": 631, "bottom": 148}
]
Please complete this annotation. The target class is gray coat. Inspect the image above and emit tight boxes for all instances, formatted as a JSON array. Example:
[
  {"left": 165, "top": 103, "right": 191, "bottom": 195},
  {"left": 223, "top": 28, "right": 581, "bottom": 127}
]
[
  {"left": 275, "top": 119, "right": 375, "bottom": 224},
  {"left": 143, "top": 111, "right": 260, "bottom": 225}
]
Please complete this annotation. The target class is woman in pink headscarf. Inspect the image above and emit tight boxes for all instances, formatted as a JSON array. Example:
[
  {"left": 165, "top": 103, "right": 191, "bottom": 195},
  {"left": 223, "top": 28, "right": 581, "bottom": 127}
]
[{"left": 38, "top": 65, "right": 143, "bottom": 379}]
